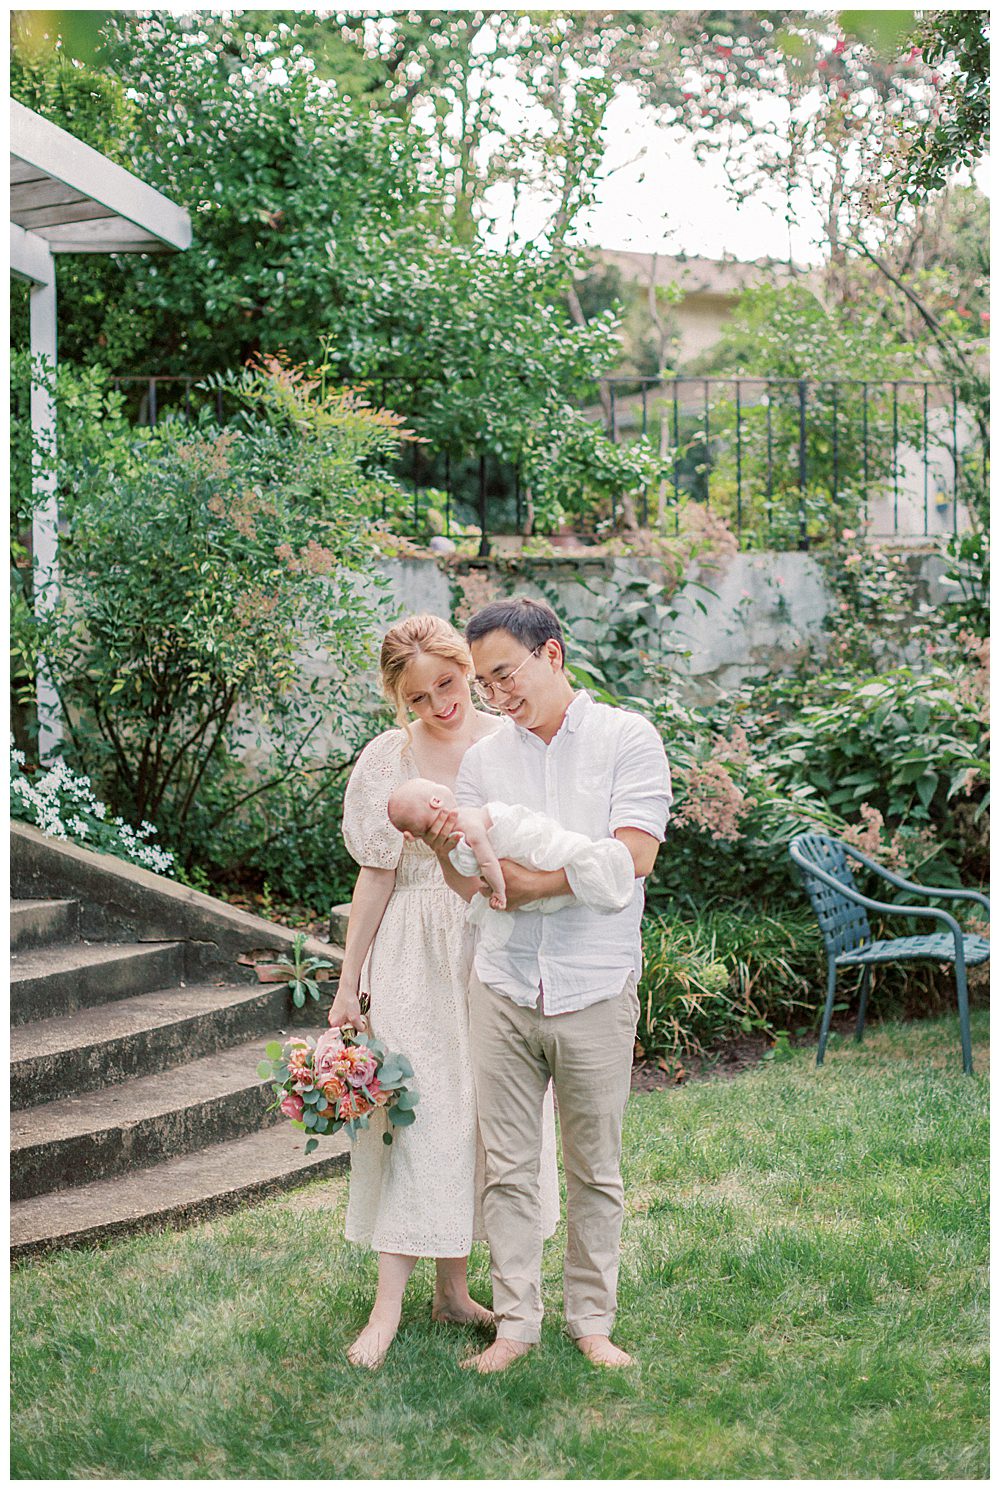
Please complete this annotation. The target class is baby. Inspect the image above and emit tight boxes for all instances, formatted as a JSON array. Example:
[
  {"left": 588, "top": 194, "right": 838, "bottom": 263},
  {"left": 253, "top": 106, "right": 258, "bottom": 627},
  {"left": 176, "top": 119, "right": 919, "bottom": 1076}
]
[{"left": 386, "top": 778, "right": 636, "bottom": 937}]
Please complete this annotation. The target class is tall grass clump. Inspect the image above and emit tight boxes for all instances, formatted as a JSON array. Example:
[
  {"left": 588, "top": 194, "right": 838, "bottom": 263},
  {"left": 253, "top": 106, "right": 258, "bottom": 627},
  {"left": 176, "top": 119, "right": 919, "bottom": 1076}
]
[{"left": 638, "top": 905, "right": 825, "bottom": 1060}]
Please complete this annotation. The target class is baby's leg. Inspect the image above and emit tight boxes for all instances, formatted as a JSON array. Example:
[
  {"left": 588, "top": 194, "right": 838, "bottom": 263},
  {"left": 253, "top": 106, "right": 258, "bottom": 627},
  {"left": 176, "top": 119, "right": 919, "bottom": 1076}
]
[
  {"left": 475, "top": 846, "right": 507, "bottom": 910},
  {"left": 457, "top": 813, "right": 507, "bottom": 909}
]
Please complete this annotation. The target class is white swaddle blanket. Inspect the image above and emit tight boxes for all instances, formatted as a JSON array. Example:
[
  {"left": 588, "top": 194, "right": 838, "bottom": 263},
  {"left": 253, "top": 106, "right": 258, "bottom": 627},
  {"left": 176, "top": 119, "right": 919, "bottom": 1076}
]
[{"left": 448, "top": 800, "right": 635, "bottom": 951}]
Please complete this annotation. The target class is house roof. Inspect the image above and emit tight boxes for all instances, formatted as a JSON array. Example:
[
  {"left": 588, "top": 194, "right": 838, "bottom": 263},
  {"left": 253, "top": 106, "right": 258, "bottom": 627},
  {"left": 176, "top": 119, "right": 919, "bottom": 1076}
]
[
  {"left": 591, "top": 248, "right": 814, "bottom": 298},
  {"left": 10, "top": 98, "right": 191, "bottom": 256}
]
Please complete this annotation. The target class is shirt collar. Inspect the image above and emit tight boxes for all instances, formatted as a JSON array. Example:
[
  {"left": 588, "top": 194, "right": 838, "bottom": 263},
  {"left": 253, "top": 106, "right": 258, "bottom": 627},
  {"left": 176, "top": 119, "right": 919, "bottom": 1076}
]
[
  {"left": 515, "top": 688, "right": 592, "bottom": 745},
  {"left": 565, "top": 689, "right": 592, "bottom": 732}
]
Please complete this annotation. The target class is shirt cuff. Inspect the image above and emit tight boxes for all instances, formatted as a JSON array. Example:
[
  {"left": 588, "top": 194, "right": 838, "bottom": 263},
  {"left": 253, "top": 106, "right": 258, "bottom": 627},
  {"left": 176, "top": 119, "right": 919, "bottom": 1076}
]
[{"left": 609, "top": 814, "right": 669, "bottom": 843}]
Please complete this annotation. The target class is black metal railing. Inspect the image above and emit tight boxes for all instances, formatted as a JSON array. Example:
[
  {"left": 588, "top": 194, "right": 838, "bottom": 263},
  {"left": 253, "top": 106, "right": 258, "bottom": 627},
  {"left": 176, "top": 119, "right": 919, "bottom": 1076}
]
[
  {"left": 601, "top": 374, "right": 972, "bottom": 545},
  {"left": 109, "top": 372, "right": 974, "bottom": 548}
]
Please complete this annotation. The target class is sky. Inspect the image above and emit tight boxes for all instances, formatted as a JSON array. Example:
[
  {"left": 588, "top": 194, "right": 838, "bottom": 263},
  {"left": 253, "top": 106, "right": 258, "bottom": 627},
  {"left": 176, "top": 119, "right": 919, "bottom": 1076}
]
[
  {"left": 464, "top": 8, "right": 991, "bottom": 268},
  {"left": 485, "top": 87, "right": 829, "bottom": 267}
]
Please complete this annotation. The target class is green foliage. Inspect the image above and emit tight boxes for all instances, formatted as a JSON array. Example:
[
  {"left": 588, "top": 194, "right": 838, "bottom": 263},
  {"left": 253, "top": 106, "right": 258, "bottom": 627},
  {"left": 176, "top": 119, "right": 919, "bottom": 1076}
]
[
  {"left": 637, "top": 617, "right": 988, "bottom": 912},
  {"left": 906, "top": 10, "right": 990, "bottom": 198},
  {"left": 10, "top": 19, "right": 136, "bottom": 159},
  {"left": 689, "top": 282, "right": 925, "bottom": 545},
  {"left": 762, "top": 656, "right": 990, "bottom": 882},
  {"left": 269, "top": 932, "right": 335, "bottom": 1009},
  {"left": 351, "top": 245, "right": 660, "bottom": 532},
  {"left": 11, "top": 355, "right": 156, "bottom": 726},
  {"left": 13, "top": 12, "right": 426, "bottom": 373},
  {"left": 638, "top": 905, "right": 824, "bottom": 1060},
  {"left": 939, "top": 530, "right": 989, "bottom": 637},
  {"left": 712, "top": 282, "right": 917, "bottom": 384},
  {"left": 11, "top": 13, "right": 652, "bottom": 535},
  {"left": 31, "top": 357, "right": 398, "bottom": 867},
  {"left": 181, "top": 749, "right": 367, "bottom": 911}
]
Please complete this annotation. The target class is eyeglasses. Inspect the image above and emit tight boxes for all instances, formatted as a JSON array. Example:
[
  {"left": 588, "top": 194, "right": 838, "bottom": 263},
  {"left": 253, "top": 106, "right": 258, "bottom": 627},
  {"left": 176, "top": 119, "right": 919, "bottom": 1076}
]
[{"left": 473, "top": 646, "right": 542, "bottom": 704}]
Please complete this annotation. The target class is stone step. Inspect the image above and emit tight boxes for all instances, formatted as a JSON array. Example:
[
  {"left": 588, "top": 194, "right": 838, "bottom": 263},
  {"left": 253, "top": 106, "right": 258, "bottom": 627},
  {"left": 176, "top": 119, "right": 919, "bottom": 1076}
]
[
  {"left": 10, "top": 1122, "right": 351, "bottom": 1259},
  {"left": 10, "top": 940, "right": 185, "bottom": 1026},
  {"left": 10, "top": 897, "right": 79, "bottom": 951},
  {"left": 10, "top": 979, "right": 303, "bottom": 1110},
  {"left": 11, "top": 1031, "right": 310, "bottom": 1200}
]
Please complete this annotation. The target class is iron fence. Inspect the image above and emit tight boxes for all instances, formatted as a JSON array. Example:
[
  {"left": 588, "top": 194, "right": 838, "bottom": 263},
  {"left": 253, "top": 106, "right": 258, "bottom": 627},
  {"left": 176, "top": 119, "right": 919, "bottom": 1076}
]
[
  {"left": 110, "top": 372, "right": 976, "bottom": 548},
  {"left": 601, "top": 374, "right": 975, "bottom": 545}
]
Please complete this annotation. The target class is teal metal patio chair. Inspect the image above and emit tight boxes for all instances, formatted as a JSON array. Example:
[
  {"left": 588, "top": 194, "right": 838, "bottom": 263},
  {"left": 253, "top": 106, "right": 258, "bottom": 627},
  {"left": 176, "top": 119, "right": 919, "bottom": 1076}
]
[{"left": 789, "top": 832, "right": 990, "bottom": 1075}]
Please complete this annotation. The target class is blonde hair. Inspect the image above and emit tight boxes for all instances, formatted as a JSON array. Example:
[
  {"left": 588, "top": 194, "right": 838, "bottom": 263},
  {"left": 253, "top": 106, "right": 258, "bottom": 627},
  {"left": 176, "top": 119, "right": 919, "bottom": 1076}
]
[{"left": 379, "top": 614, "right": 472, "bottom": 731}]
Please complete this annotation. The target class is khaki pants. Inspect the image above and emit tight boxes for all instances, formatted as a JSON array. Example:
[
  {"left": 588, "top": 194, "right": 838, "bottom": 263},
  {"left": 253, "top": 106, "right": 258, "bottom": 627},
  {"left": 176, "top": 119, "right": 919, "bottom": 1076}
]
[{"left": 468, "top": 970, "right": 639, "bottom": 1342}]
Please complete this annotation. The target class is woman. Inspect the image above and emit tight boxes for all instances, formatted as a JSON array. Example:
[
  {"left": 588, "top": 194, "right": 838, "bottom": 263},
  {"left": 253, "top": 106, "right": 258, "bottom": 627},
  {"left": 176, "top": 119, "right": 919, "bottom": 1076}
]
[{"left": 330, "top": 613, "right": 558, "bottom": 1369}]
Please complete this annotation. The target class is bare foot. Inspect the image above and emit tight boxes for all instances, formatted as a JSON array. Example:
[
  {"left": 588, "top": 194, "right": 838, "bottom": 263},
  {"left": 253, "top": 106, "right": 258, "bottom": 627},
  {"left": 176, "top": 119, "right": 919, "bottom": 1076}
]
[
  {"left": 575, "top": 1334, "right": 634, "bottom": 1368},
  {"left": 431, "top": 1294, "right": 495, "bottom": 1330},
  {"left": 460, "top": 1338, "right": 533, "bottom": 1374},
  {"left": 347, "top": 1313, "right": 399, "bottom": 1370}
]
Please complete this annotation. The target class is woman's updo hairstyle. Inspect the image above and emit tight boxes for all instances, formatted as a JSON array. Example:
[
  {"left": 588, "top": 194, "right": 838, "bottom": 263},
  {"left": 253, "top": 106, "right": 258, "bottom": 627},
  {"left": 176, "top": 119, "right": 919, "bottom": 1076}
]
[{"left": 379, "top": 614, "right": 473, "bottom": 732}]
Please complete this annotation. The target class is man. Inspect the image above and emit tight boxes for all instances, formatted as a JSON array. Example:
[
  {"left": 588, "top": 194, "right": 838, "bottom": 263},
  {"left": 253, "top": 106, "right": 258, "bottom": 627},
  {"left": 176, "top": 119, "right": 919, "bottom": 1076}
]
[{"left": 435, "top": 596, "right": 671, "bottom": 1373}]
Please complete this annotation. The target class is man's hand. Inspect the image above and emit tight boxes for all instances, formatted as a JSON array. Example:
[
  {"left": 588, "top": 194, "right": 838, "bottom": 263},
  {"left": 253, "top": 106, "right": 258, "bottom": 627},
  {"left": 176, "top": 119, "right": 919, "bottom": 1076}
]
[
  {"left": 422, "top": 805, "right": 461, "bottom": 860},
  {"left": 480, "top": 859, "right": 569, "bottom": 911}
]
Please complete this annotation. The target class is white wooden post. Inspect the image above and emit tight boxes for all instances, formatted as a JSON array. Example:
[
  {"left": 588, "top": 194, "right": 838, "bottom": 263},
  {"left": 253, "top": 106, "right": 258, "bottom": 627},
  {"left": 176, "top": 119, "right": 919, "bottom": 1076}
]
[{"left": 30, "top": 270, "right": 62, "bottom": 759}]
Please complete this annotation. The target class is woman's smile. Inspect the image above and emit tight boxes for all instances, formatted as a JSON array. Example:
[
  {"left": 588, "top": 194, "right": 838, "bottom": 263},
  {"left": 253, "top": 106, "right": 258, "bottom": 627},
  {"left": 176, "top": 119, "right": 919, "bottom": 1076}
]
[{"left": 435, "top": 701, "right": 460, "bottom": 722}]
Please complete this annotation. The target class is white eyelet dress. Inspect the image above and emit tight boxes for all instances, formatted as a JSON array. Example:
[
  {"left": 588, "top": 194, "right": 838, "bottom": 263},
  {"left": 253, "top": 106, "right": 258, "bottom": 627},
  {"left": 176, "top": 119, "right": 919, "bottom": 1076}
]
[{"left": 341, "top": 728, "right": 559, "bottom": 1257}]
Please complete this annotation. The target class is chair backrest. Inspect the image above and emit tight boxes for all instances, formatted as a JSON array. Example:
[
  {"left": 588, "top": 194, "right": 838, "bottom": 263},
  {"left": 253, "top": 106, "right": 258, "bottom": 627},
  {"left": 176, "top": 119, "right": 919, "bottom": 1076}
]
[{"left": 789, "top": 833, "right": 871, "bottom": 958}]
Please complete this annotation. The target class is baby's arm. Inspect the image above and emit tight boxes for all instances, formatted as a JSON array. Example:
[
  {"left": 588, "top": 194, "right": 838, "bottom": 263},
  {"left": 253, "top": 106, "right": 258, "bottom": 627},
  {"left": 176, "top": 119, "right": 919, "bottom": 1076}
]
[{"left": 454, "top": 807, "right": 506, "bottom": 909}]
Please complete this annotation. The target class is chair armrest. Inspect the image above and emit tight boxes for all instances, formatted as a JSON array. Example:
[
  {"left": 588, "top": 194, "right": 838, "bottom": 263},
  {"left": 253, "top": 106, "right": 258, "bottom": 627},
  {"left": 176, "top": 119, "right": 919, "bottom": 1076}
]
[
  {"left": 797, "top": 858, "right": 965, "bottom": 943},
  {"left": 839, "top": 843, "right": 990, "bottom": 918}
]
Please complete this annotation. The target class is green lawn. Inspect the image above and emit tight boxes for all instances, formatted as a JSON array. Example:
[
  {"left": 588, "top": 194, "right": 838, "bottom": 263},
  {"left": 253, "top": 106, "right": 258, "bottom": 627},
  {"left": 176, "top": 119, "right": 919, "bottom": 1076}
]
[{"left": 11, "top": 1011, "right": 988, "bottom": 1480}]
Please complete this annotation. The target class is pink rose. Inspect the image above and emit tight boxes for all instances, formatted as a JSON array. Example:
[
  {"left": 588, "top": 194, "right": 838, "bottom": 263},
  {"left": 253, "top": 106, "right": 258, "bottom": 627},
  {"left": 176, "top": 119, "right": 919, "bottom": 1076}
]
[
  {"left": 345, "top": 1051, "right": 378, "bottom": 1088},
  {"left": 313, "top": 1028, "right": 350, "bottom": 1082},
  {"left": 280, "top": 1092, "right": 304, "bottom": 1121}
]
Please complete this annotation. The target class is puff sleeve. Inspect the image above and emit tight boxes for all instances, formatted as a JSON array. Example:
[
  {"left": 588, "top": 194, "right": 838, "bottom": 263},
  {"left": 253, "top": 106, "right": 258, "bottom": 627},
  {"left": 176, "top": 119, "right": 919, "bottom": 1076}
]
[{"left": 341, "top": 730, "right": 406, "bottom": 871}]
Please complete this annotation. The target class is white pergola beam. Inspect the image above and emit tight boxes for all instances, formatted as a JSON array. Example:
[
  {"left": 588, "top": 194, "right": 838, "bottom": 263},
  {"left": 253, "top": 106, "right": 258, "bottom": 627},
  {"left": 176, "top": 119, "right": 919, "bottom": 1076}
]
[
  {"left": 34, "top": 217, "right": 184, "bottom": 253},
  {"left": 11, "top": 221, "right": 54, "bottom": 285},
  {"left": 10, "top": 98, "right": 192, "bottom": 253}
]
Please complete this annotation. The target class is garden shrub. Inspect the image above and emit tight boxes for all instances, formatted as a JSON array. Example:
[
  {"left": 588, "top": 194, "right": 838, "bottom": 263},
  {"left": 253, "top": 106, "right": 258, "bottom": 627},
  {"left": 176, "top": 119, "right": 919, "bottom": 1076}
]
[
  {"left": 20, "top": 355, "right": 402, "bottom": 885},
  {"left": 637, "top": 904, "right": 824, "bottom": 1061},
  {"left": 180, "top": 731, "right": 386, "bottom": 913},
  {"left": 638, "top": 618, "right": 988, "bottom": 911}
]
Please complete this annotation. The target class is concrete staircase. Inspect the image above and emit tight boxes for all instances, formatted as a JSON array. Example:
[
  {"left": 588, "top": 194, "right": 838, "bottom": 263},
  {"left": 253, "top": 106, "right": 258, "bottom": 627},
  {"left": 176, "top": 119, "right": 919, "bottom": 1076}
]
[{"left": 10, "top": 828, "right": 351, "bottom": 1260}]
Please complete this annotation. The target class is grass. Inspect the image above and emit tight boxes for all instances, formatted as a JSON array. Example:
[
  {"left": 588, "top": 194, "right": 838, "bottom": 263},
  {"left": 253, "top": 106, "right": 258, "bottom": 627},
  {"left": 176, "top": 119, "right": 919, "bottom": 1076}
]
[{"left": 11, "top": 1010, "right": 988, "bottom": 1480}]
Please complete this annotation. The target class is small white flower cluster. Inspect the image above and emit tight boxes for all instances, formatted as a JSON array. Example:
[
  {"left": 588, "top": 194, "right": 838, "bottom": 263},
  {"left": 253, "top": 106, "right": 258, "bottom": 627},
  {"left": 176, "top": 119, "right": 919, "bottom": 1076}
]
[{"left": 9, "top": 740, "right": 175, "bottom": 876}]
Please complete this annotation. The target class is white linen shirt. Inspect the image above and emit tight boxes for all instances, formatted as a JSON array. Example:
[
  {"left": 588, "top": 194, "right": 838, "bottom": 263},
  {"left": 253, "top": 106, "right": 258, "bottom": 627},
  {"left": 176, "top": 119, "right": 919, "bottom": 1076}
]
[{"left": 454, "top": 690, "right": 672, "bottom": 1014}]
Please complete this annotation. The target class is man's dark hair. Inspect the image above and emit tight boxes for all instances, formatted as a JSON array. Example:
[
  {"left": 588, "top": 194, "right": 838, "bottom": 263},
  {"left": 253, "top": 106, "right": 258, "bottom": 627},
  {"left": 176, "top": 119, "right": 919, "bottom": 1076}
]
[{"left": 465, "top": 596, "right": 566, "bottom": 667}]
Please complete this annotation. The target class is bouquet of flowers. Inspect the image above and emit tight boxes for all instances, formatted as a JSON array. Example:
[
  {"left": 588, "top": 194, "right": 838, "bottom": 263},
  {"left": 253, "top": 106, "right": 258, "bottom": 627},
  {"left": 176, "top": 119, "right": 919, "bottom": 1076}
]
[{"left": 257, "top": 1026, "right": 419, "bottom": 1153}]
